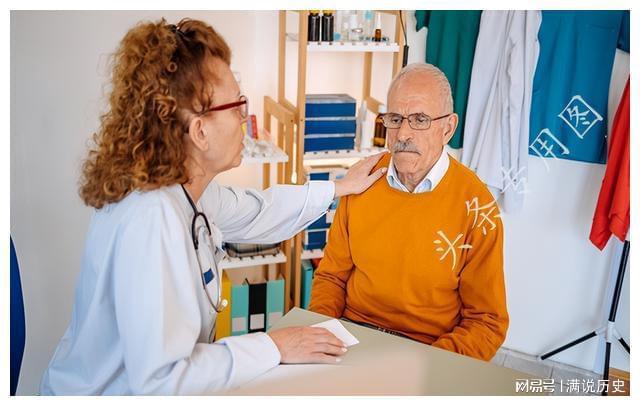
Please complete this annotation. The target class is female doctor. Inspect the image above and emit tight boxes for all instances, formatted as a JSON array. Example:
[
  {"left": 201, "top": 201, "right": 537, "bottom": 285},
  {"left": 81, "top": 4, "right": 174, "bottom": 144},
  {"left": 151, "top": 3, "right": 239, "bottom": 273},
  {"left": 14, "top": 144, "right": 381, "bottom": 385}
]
[{"left": 40, "top": 18, "right": 386, "bottom": 395}]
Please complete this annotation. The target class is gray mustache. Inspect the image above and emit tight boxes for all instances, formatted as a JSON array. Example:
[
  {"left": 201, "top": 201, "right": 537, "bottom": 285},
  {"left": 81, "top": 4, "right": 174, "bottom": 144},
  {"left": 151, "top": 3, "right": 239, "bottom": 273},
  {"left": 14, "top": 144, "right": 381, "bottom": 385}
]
[{"left": 392, "top": 141, "right": 421, "bottom": 154}]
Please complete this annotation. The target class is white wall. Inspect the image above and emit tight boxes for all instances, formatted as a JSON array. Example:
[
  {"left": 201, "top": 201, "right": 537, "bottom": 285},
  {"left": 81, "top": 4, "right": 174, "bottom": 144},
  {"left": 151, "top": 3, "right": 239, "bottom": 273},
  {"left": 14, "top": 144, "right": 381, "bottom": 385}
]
[{"left": 10, "top": 11, "right": 630, "bottom": 395}]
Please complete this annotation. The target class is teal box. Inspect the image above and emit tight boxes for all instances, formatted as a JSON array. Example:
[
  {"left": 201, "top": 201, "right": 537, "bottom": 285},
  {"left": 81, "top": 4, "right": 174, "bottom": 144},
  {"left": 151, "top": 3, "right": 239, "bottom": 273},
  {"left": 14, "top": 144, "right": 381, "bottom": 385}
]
[
  {"left": 301, "top": 260, "right": 315, "bottom": 309},
  {"left": 231, "top": 283, "right": 249, "bottom": 336},
  {"left": 266, "top": 276, "right": 285, "bottom": 330}
]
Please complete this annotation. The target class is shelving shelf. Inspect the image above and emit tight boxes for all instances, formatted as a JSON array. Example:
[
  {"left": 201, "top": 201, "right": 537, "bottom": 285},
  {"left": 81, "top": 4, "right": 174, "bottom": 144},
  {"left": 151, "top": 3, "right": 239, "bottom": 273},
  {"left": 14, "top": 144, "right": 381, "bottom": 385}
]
[
  {"left": 303, "top": 147, "right": 387, "bottom": 161},
  {"left": 301, "top": 249, "right": 324, "bottom": 260},
  {"left": 220, "top": 251, "right": 287, "bottom": 270},
  {"left": 241, "top": 142, "right": 289, "bottom": 164},
  {"left": 286, "top": 33, "right": 399, "bottom": 53},
  {"left": 274, "top": 10, "right": 406, "bottom": 309},
  {"left": 218, "top": 97, "right": 295, "bottom": 309},
  {"left": 241, "top": 129, "right": 289, "bottom": 164}
]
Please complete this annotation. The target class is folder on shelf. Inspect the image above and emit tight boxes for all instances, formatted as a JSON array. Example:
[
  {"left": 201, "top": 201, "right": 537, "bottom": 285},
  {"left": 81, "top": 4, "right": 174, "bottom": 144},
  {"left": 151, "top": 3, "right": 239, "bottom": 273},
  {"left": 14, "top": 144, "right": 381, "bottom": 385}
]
[
  {"left": 248, "top": 280, "right": 267, "bottom": 333},
  {"left": 304, "top": 166, "right": 346, "bottom": 242},
  {"left": 231, "top": 279, "right": 249, "bottom": 336},
  {"left": 305, "top": 94, "right": 357, "bottom": 118},
  {"left": 306, "top": 166, "right": 348, "bottom": 183},
  {"left": 308, "top": 166, "right": 347, "bottom": 179},
  {"left": 326, "top": 208, "right": 337, "bottom": 224},
  {"left": 304, "top": 117, "right": 357, "bottom": 135},
  {"left": 249, "top": 114, "right": 258, "bottom": 138},
  {"left": 304, "top": 228, "right": 328, "bottom": 250},
  {"left": 308, "top": 213, "right": 329, "bottom": 230},
  {"left": 215, "top": 270, "right": 232, "bottom": 340},
  {"left": 308, "top": 171, "right": 329, "bottom": 181},
  {"left": 301, "top": 259, "right": 315, "bottom": 309},
  {"left": 304, "top": 135, "right": 356, "bottom": 152},
  {"left": 266, "top": 273, "right": 285, "bottom": 330}
]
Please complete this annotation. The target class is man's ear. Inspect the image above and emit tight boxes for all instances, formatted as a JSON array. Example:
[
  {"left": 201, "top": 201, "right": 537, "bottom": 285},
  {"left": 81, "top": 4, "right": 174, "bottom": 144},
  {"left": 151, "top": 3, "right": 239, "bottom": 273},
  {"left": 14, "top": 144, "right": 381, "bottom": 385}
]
[
  {"left": 187, "top": 117, "right": 209, "bottom": 152},
  {"left": 442, "top": 113, "right": 459, "bottom": 145}
]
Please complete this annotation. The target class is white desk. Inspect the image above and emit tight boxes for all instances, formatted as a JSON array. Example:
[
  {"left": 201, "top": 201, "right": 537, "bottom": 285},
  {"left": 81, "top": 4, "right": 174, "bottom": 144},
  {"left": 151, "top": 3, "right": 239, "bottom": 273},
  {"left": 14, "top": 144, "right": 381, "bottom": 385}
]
[{"left": 225, "top": 308, "right": 538, "bottom": 395}]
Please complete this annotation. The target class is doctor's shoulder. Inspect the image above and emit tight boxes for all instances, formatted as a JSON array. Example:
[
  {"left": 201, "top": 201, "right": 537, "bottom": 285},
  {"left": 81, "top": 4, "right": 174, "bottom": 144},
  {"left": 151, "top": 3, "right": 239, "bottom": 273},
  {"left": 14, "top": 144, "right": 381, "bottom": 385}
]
[{"left": 93, "top": 185, "right": 187, "bottom": 231}]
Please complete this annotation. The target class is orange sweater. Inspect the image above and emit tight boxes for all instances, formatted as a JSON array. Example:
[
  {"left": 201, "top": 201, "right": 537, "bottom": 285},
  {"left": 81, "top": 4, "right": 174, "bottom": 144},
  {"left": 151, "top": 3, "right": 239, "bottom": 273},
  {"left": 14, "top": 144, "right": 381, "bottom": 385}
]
[{"left": 310, "top": 153, "right": 509, "bottom": 361}]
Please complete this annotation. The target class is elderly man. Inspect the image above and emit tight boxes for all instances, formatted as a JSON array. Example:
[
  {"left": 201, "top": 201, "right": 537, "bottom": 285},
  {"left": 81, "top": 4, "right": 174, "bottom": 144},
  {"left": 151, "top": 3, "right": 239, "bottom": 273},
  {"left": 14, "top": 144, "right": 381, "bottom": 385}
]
[{"left": 309, "top": 63, "right": 509, "bottom": 361}]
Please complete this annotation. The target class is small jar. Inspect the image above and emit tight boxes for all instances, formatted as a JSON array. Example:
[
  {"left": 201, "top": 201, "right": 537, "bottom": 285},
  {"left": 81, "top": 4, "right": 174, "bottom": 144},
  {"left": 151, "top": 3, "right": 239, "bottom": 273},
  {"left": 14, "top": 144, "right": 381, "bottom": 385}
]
[{"left": 373, "top": 104, "right": 387, "bottom": 148}]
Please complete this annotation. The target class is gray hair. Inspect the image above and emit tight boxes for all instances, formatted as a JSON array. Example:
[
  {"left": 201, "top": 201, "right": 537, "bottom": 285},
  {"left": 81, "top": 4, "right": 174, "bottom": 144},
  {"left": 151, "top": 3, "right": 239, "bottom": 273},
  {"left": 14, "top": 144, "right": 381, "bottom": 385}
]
[{"left": 387, "top": 63, "right": 454, "bottom": 114}]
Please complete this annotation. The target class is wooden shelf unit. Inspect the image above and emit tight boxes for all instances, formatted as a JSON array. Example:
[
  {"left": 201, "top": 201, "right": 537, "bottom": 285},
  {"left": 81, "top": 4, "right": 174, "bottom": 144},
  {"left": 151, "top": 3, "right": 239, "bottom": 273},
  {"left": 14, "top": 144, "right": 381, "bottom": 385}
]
[{"left": 272, "top": 10, "right": 406, "bottom": 309}]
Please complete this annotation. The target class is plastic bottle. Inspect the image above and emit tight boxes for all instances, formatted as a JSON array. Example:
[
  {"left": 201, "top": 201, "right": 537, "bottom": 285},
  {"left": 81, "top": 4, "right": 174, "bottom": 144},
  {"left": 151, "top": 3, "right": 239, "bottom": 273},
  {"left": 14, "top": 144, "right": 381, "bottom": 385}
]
[
  {"left": 363, "top": 10, "right": 374, "bottom": 41},
  {"left": 333, "top": 10, "right": 342, "bottom": 41},
  {"left": 321, "top": 10, "right": 334, "bottom": 42},
  {"left": 340, "top": 10, "right": 351, "bottom": 42},
  {"left": 341, "top": 21, "right": 350, "bottom": 42},
  {"left": 308, "top": 10, "right": 320, "bottom": 42},
  {"left": 373, "top": 104, "right": 387, "bottom": 148}
]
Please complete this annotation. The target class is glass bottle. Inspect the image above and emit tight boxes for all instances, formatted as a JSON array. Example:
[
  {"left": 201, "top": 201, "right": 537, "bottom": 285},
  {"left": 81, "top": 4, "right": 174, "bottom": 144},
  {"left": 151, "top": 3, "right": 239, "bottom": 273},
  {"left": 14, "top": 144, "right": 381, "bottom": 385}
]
[
  {"left": 348, "top": 11, "right": 362, "bottom": 42},
  {"left": 374, "top": 12, "right": 382, "bottom": 42},
  {"left": 373, "top": 104, "right": 387, "bottom": 148}
]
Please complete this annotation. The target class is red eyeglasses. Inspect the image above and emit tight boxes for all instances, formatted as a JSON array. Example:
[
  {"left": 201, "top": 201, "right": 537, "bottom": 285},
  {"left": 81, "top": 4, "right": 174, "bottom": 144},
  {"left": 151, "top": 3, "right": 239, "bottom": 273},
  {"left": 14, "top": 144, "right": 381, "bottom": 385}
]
[{"left": 196, "top": 95, "right": 248, "bottom": 119}]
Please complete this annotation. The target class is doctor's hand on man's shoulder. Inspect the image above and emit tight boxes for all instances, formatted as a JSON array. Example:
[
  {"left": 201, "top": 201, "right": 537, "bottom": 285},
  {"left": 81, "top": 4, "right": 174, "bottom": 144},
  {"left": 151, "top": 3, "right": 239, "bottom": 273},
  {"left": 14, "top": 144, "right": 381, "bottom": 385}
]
[
  {"left": 333, "top": 152, "right": 387, "bottom": 198},
  {"left": 267, "top": 326, "right": 348, "bottom": 364}
]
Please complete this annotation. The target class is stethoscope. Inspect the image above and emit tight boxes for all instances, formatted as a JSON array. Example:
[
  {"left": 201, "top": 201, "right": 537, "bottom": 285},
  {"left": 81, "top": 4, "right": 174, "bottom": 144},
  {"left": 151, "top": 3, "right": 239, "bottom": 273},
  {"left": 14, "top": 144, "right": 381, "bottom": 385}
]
[{"left": 181, "top": 185, "right": 228, "bottom": 315}]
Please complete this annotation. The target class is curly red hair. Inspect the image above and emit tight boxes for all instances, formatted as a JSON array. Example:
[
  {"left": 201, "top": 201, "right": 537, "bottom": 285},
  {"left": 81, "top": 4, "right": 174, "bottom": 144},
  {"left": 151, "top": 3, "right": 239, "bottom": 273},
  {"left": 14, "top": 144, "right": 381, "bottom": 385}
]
[{"left": 79, "top": 18, "right": 231, "bottom": 208}]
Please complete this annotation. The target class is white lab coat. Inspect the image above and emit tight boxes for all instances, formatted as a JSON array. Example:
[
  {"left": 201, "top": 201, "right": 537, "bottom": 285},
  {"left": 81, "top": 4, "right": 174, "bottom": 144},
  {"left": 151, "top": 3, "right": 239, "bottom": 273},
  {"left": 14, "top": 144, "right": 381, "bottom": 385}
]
[
  {"left": 40, "top": 180, "right": 334, "bottom": 395},
  {"left": 461, "top": 11, "right": 541, "bottom": 213}
]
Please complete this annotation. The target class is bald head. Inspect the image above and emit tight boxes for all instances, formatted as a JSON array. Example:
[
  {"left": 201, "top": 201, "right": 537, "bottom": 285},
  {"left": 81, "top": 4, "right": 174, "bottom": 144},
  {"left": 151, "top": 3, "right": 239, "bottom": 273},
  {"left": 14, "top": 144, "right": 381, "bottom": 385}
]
[
  {"left": 387, "top": 63, "right": 453, "bottom": 114},
  {"left": 384, "top": 63, "right": 459, "bottom": 190}
]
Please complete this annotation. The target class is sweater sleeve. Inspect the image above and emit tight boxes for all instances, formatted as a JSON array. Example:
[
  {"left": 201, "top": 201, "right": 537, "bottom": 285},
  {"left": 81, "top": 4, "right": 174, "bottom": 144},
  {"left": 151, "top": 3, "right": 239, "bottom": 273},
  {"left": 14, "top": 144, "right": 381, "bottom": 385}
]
[
  {"left": 308, "top": 195, "right": 354, "bottom": 318},
  {"left": 431, "top": 200, "right": 509, "bottom": 361}
]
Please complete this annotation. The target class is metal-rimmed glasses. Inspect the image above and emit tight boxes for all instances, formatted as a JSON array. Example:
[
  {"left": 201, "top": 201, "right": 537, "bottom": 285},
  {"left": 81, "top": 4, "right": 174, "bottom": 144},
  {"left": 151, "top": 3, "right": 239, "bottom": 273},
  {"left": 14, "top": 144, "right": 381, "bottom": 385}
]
[{"left": 382, "top": 112, "right": 451, "bottom": 130}]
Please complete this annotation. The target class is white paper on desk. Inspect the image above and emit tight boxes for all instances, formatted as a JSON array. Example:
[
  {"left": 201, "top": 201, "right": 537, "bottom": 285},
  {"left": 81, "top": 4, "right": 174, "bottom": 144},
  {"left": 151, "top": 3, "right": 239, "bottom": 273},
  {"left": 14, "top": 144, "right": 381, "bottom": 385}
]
[{"left": 311, "top": 319, "right": 359, "bottom": 347}]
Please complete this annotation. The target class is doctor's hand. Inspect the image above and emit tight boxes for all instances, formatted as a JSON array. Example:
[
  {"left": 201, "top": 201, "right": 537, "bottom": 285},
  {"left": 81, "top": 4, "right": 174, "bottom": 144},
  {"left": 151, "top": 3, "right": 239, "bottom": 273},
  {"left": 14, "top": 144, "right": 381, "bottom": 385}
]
[
  {"left": 333, "top": 152, "right": 387, "bottom": 197},
  {"left": 267, "top": 326, "right": 348, "bottom": 364}
]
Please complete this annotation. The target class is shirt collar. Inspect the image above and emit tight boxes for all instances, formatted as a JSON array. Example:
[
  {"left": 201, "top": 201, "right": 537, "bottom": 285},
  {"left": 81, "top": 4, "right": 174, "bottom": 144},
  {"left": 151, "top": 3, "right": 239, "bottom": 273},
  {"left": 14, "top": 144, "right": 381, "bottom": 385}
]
[{"left": 386, "top": 149, "right": 450, "bottom": 193}]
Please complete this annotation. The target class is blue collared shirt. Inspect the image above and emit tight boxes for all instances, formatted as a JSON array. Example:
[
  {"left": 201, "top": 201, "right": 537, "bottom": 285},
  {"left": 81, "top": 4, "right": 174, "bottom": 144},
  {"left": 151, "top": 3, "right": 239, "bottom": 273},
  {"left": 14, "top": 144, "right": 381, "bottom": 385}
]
[{"left": 386, "top": 149, "right": 450, "bottom": 193}]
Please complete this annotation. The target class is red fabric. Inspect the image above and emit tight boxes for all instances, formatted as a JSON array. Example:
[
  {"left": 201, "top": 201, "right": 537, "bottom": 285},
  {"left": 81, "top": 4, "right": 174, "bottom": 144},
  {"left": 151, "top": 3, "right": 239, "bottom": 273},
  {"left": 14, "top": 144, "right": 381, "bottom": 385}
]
[{"left": 590, "top": 77, "right": 630, "bottom": 250}]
